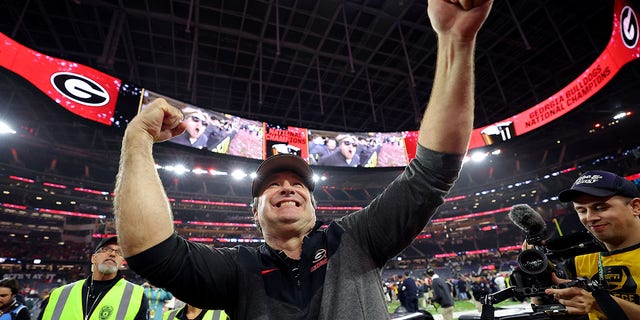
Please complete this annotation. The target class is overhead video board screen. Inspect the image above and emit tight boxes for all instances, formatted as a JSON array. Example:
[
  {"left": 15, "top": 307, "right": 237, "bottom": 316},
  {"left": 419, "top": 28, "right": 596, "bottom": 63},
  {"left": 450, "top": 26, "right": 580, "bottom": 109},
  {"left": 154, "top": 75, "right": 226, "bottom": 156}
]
[{"left": 1, "top": 0, "right": 639, "bottom": 167}]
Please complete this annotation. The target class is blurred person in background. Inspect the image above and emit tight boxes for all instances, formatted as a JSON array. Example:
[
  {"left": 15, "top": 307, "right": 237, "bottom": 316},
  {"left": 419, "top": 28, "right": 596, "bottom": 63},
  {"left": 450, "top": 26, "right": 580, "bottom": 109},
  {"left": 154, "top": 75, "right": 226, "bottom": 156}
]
[
  {"left": 399, "top": 271, "right": 419, "bottom": 313},
  {"left": 317, "top": 134, "right": 360, "bottom": 167},
  {"left": 0, "top": 278, "right": 30, "bottom": 320},
  {"left": 163, "top": 304, "right": 227, "bottom": 320},
  {"left": 308, "top": 135, "right": 328, "bottom": 164},
  {"left": 426, "top": 269, "right": 454, "bottom": 320},
  {"left": 456, "top": 274, "right": 469, "bottom": 300},
  {"left": 470, "top": 274, "right": 490, "bottom": 313},
  {"left": 143, "top": 282, "right": 173, "bottom": 320},
  {"left": 170, "top": 106, "right": 209, "bottom": 149},
  {"left": 27, "top": 288, "right": 50, "bottom": 319}
]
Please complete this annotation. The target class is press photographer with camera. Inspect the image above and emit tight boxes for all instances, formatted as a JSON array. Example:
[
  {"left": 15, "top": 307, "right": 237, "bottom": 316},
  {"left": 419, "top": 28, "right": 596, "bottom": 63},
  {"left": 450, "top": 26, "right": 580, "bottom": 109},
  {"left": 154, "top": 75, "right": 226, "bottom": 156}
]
[
  {"left": 513, "top": 170, "right": 640, "bottom": 320},
  {"left": 547, "top": 170, "right": 640, "bottom": 319}
]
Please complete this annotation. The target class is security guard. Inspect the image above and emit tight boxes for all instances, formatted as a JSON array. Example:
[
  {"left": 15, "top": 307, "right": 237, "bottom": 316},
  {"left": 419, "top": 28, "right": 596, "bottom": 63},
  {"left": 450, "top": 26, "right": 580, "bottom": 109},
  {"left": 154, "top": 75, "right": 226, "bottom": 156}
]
[{"left": 38, "top": 236, "right": 148, "bottom": 320}]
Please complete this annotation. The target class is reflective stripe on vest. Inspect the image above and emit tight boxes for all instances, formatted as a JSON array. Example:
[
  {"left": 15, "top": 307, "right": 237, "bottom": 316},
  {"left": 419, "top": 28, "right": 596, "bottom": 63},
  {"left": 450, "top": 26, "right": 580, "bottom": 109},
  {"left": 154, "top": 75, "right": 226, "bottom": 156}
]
[
  {"left": 162, "top": 309, "right": 179, "bottom": 320},
  {"left": 163, "top": 308, "right": 227, "bottom": 320},
  {"left": 42, "top": 278, "right": 144, "bottom": 319}
]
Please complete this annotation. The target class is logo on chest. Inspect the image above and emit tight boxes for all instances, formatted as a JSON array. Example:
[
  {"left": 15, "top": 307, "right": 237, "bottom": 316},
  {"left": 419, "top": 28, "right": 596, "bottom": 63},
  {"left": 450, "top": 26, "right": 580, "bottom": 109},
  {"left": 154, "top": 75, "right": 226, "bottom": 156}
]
[{"left": 311, "top": 249, "right": 328, "bottom": 272}]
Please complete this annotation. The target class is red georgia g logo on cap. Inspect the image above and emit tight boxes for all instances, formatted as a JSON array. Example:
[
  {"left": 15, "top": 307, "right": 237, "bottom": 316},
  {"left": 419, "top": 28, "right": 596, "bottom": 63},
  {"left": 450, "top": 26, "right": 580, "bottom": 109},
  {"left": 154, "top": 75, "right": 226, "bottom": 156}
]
[{"left": 50, "top": 72, "right": 111, "bottom": 107}]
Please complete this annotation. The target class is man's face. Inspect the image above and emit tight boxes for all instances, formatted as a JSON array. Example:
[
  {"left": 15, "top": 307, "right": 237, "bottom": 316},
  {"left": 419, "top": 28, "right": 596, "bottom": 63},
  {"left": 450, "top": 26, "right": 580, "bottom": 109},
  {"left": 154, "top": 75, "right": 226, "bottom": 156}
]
[
  {"left": 0, "top": 287, "right": 14, "bottom": 309},
  {"left": 338, "top": 138, "right": 357, "bottom": 160},
  {"left": 326, "top": 139, "right": 337, "bottom": 150},
  {"left": 573, "top": 195, "right": 640, "bottom": 250},
  {"left": 91, "top": 244, "right": 125, "bottom": 275},
  {"left": 253, "top": 172, "right": 316, "bottom": 237},
  {"left": 184, "top": 113, "right": 208, "bottom": 139}
]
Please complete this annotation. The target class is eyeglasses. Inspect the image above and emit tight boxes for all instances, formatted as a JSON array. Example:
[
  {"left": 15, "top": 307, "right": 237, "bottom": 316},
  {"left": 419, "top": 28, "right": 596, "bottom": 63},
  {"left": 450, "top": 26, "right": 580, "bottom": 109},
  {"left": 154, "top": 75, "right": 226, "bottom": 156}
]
[
  {"left": 96, "top": 247, "right": 123, "bottom": 256},
  {"left": 342, "top": 140, "right": 356, "bottom": 146},
  {"left": 190, "top": 115, "right": 209, "bottom": 127}
]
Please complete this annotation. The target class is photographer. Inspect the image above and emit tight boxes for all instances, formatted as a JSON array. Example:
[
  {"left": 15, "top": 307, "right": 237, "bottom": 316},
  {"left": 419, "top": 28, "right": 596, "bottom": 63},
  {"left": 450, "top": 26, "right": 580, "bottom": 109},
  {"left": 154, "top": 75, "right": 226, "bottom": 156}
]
[{"left": 536, "top": 170, "right": 640, "bottom": 319}]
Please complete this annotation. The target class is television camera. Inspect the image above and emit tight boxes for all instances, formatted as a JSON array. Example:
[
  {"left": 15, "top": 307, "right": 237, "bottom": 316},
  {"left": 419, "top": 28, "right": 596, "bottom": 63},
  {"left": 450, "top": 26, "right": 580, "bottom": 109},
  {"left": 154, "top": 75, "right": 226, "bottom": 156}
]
[{"left": 479, "top": 204, "right": 607, "bottom": 320}]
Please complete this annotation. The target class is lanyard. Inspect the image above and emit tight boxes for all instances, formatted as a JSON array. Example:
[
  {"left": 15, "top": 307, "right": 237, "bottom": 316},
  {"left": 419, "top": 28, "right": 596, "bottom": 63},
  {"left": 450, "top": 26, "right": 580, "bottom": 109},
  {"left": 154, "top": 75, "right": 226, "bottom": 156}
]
[{"left": 597, "top": 252, "right": 605, "bottom": 282}]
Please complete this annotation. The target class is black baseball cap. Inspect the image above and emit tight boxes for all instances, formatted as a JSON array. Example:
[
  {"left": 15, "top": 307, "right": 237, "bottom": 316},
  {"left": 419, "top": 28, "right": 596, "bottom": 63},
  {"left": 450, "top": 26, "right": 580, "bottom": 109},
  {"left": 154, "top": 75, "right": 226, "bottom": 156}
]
[
  {"left": 558, "top": 170, "right": 640, "bottom": 202},
  {"left": 94, "top": 236, "right": 118, "bottom": 254},
  {"left": 251, "top": 154, "right": 315, "bottom": 198}
]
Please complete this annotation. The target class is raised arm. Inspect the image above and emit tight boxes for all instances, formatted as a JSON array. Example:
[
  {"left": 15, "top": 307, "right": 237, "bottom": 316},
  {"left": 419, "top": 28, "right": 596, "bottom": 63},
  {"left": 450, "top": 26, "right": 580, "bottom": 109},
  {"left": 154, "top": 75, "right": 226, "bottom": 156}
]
[
  {"left": 418, "top": 0, "right": 493, "bottom": 154},
  {"left": 113, "top": 98, "right": 186, "bottom": 256}
]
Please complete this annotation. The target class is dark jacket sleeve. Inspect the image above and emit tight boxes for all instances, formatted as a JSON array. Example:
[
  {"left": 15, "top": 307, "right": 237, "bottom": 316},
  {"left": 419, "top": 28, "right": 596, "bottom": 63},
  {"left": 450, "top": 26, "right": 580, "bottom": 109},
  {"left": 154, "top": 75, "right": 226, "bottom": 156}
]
[
  {"left": 126, "top": 234, "right": 239, "bottom": 310},
  {"left": 17, "top": 306, "right": 31, "bottom": 320},
  {"left": 36, "top": 297, "right": 49, "bottom": 320},
  {"left": 338, "top": 145, "right": 464, "bottom": 266}
]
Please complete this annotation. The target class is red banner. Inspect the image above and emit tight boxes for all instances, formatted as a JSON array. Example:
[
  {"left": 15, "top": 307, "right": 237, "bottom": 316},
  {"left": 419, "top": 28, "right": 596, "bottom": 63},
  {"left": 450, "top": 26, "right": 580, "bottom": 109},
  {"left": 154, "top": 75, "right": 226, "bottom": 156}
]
[
  {"left": 0, "top": 33, "right": 121, "bottom": 125},
  {"left": 467, "top": 0, "right": 640, "bottom": 150},
  {"left": 264, "top": 124, "right": 309, "bottom": 160}
]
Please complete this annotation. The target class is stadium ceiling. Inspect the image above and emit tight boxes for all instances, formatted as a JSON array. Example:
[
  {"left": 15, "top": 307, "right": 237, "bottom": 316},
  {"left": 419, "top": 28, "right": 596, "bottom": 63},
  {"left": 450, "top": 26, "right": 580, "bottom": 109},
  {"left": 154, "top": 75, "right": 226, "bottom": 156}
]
[{"left": 0, "top": 0, "right": 639, "bottom": 169}]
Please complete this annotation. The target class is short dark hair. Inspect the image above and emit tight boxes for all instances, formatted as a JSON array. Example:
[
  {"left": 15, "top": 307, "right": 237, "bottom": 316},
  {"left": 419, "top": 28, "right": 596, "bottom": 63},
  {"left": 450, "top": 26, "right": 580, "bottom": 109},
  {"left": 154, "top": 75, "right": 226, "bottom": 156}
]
[{"left": 0, "top": 278, "right": 19, "bottom": 295}]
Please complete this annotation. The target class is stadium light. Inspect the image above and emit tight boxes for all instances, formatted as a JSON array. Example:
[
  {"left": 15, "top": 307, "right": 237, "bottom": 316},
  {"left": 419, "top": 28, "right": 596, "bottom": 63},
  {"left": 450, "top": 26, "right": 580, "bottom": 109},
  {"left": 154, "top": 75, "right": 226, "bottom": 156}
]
[
  {"left": 192, "top": 168, "right": 208, "bottom": 175},
  {"left": 0, "top": 121, "right": 16, "bottom": 134},
  {"left": 165, "top": 164, "right": 189, "bottom": 175},
  {"left": 231, "top": 169, "right": 247, "bottom": 180},
  {"left": 209, "top": 169, "right": 228, "bottom": 176},
  {"left": 470, "top": 151, "right": 488, "bottom": 163},
  {"left": 613, "top": 111, "right": 630, "bottom": 120}
]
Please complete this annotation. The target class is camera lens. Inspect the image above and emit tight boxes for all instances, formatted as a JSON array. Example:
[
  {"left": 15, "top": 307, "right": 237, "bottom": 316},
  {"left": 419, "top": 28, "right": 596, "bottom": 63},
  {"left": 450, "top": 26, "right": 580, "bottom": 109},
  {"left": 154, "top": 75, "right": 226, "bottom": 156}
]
[{"left": 517, "top": 249, "right": 549, "bottom": 275}]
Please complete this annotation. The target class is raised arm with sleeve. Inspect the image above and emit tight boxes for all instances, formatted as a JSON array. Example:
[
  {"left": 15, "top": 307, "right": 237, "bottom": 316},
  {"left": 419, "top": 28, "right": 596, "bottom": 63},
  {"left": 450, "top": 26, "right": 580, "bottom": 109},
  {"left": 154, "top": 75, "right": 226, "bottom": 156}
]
[
  {"left": 113, "top": 99, "right": 186, "bottom": 256},
  {"left": 419, "top": 0, "right": 493, "bottom": 154},
  {"left": 339, "top": 0, "right": 494, "bottom": 265}
]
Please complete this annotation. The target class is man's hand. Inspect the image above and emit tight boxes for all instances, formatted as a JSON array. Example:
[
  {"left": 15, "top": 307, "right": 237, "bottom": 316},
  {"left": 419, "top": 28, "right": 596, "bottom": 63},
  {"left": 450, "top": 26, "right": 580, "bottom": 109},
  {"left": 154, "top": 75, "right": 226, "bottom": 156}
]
[
  {"left": 427, "top": 0, "right": 493, "bottom": 41},
  {"left": 127, "top": 98, "right": 186, "bottom": 143},
  {"left": 544, "top": 273, "right": 599, "bottom": 315}
]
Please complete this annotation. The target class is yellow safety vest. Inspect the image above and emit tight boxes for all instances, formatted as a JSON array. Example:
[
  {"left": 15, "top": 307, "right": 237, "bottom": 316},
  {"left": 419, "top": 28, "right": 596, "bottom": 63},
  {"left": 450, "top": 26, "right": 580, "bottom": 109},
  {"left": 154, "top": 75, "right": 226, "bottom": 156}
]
[
  {"left": 163, "top": 307, "right": 227, "bottom": 320},
  {"left": 42, "top": 278, "right": 144, "bottom": 320}
]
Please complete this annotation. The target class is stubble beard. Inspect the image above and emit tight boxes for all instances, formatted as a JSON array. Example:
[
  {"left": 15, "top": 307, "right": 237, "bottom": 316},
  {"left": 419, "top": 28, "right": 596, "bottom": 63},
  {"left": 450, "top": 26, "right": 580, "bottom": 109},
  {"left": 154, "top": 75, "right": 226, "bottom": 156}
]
[{"left": 98, "top": 262, "right": 118, "bottom": 274}]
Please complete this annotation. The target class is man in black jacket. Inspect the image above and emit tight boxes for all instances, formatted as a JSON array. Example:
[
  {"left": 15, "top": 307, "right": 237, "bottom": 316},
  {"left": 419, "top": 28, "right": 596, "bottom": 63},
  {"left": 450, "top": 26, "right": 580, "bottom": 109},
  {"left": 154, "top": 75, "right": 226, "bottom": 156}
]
[
  {"left": 427, "top": 269, "right": 455, "bottom": 320},
  {"left": 400, "top": 271, "right": 419, "bottom": 313}
]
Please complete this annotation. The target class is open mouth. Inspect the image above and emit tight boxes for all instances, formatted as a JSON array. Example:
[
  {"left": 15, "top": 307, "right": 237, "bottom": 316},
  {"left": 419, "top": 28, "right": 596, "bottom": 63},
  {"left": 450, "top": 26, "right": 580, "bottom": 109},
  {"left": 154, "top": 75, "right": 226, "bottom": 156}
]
[{"left": 276, "top": 200, "right": 299, "bottom": 208}]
